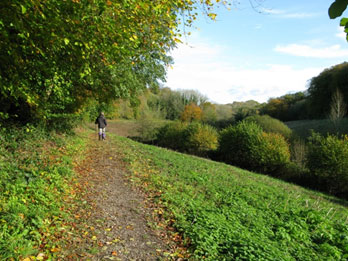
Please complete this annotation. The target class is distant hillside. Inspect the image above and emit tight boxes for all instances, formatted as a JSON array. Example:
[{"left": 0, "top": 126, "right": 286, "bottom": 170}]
[{"left": 228, "top": 100, "right": 261, "bottom": 110}]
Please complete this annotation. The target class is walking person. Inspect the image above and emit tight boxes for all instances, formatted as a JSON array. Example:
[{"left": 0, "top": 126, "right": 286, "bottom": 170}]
[{"left": 95, "top": 112, "right": 107, "bottom": 141}]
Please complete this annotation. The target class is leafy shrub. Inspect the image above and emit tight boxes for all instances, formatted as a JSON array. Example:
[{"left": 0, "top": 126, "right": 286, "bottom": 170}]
[
  {"left": 307, "top": 133, "right": 348, "bottom": 198},
  {"left": 156, "top": 122, "right": 218, "bottom": 157},
  {"left": 156, "top": 121, "right": 188, "bottom": 151},
  {"left": 136, "top": 111, "right": 165, "bottom": 143},
  {"left": 184, "top": 123, "right": 218, "bottom": 156},
  {"left": 245, "top": 114, "right": 292, "bottom": 139},
  {"left": 261, "top": 132, "right": 291, "bottom": 173},
  {"left": 218, "top": 121, "right": 290, "bottom": 175},
  {"left": 45, "top": 113, "right": 82, "bottom": 133}
]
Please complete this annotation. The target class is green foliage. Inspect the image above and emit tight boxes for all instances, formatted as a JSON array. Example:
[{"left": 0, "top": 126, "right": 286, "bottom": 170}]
[
  {"left": 82, "top": 100, "right": 119, "bottom": 122},
  {"left": 156, "top": 121, "right": 188, "bottom": 151},
  {"left": 329, "top": 0, "right": 348, "bottom": 18},
  {"left": 45, "top": 113, "right": 82, "bottom": 133},
  {"left": 261, "top": 92, "right": 308, "bottom": 121},
  {"left": 329, "top": 0, "right": 348, "bottom": 41},
  {"left": 184, "top": 123, "right": 218, "bottom": 156},
  {"left": 114, "top": 134, "right": 348, "bottom": 260},
  {"left": 308, "top": 62, "right": 348, "bottom": 118},
  {"left": 135, "top": 111, "right": 167, "bottom": 143},
  {"left": 156, "top": 121, "right": 218, "bottom": 156},
  {"left": 307, "top": 133, "right": 348, "bottom": 198},
  {"left": 286, "top": 118, "right": 348, "bottom": 139},
  {"left": 218, "top": 121, "right": 290, "bottom": 175},
  {"left": 1, "top": 0, "right": 227, "bottom": 125},
  {"left": 201, "top": 102, "right": 217, "bottom": 124},
  {"left": 0, "top": 124, "right": 86, "bottom": 259},
  {"left": 245, "top": 114, "right": 292, "bottom": 139},
  {"left": 157, "top": 88, "right": 185, "bottom": 120}
]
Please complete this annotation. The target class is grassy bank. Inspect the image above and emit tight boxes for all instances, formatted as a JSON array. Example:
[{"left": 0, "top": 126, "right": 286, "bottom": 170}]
[
  {"left": 112, "top": 134, "right": 348, "bottom": 260},
  {"left": 0, "top": 125, "right": 88, "bottom": 260},
  {"left": 286, "top": 118, "right": 348, "bottom": 139}
]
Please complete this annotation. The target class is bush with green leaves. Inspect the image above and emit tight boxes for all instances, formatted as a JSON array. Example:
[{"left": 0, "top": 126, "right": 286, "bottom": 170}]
[
  {"left": 307, "top": 133, "right": 348, "bottom": 198},
  {"left": 184, "top": 123, "right": 218, "bottom": 156},
  {"left": 156, "top": 121, "right": 188, "bottom": 151},
  {"left": 218, "top": 121, "right": 290, "bottom": 175},
  {"left": 156, "top": 122, "right": 218, "bottom": 157},
  {"left": 245, "top": 114, "right": 292, "bottom": 139}
]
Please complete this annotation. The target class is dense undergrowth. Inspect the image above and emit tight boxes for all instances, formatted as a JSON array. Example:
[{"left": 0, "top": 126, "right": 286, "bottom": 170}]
[
  {"left": 0, "top": 125, "right": 87, "bottom": 259},
  {"left": 113, "top": 134, "right": 348, "bottom": 260}
]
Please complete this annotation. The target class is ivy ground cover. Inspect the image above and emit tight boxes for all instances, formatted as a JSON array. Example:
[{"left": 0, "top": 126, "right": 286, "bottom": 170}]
[{"left": 113, "top": 135, "right": 348, "bottom": 260}]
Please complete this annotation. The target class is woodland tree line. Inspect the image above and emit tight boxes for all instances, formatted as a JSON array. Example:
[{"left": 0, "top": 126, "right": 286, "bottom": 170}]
[{"left": 103, "top": 62, "right": 348, "bottom": 129}]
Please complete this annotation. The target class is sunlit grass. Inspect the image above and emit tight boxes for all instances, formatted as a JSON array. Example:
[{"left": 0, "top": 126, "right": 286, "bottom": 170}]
[
  {"left": 286, "top": 118, "right": 348, "bottom": 139},
  {"left": 0, "top": 126, "right": 87, "bottom": 259},
  {"left": 112, "top": 134, "right": 348, "bottom": 260}
]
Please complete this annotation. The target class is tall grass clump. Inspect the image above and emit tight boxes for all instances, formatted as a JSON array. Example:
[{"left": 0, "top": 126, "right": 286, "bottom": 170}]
[
  {"left": 245, "top": 114, "right": 292, "bottom": 139},
  {"left": 218, "top": 121, "right": 290, "bottom": 175},
  {"left": 307, "top": 132, "right": 348, "bottom": 198}
]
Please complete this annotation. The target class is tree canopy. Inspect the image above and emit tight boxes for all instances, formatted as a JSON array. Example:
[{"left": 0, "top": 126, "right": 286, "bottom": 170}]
[
  {"left": 308, "top": 62, "right": 348, "bottom": 118},
  {"left": 0, "top": 0, "right": 235, "bottom": 124}
]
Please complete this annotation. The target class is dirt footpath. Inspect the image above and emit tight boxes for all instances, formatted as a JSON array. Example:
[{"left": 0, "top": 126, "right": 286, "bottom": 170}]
[{"left": 66, "top": 134, "right": 174, "bottom": 260}]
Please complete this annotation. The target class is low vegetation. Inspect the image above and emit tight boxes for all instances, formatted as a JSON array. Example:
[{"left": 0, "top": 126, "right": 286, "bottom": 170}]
[
  {"left": 0, "top": 126, "right": 86, "bottom": 259},
  {"left": 114, "top": 134, "right": 348, "bottom": 260},
  {"left": 285, "top": 118, "right": 348, "bottom": 139}
]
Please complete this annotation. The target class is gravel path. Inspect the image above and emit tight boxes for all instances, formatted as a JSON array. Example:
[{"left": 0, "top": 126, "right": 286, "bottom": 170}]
[{"left": 67, "top": 134, "right": 173, "bottom": 260}]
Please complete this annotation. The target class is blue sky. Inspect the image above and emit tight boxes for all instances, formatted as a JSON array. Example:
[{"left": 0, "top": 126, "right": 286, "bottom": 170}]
[{"left": 165, "top": 0, "right": 348, "bottom": 104}]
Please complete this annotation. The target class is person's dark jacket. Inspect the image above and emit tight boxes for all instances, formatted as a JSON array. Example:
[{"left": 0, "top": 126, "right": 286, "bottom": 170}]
[{"left": 95, "top": 115, "right": 107, "bottom": 128}]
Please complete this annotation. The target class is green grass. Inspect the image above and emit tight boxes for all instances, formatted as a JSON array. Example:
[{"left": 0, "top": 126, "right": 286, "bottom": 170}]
[
  {"left": 112, "top": 134, "right": 348, "bottom": 260},
  {"left": 286, "top": 118, "right": 348, "bottom": 139},
  {"left": 0, "top": 125, "right": 87, "bottom": 260}
]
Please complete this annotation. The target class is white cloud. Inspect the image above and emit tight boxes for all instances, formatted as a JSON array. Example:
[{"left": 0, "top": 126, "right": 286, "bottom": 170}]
[
  {"left": 261, "top": 8, "right": 284, "bottom": 15},
  {"left": 274, "top": 44, "right": 348, "bottom": 58},
  {"left": 336, "top": 27, "right": 347, "bottom": 40},
  {"left": 281, "top": 12, "right": 318, "bottom": 18},
  {"left": 260, "top": 8, "right": 318, "bottom": 18},
  {"left": 166, "top": 43, "right": 323, "bottom": 104}
]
